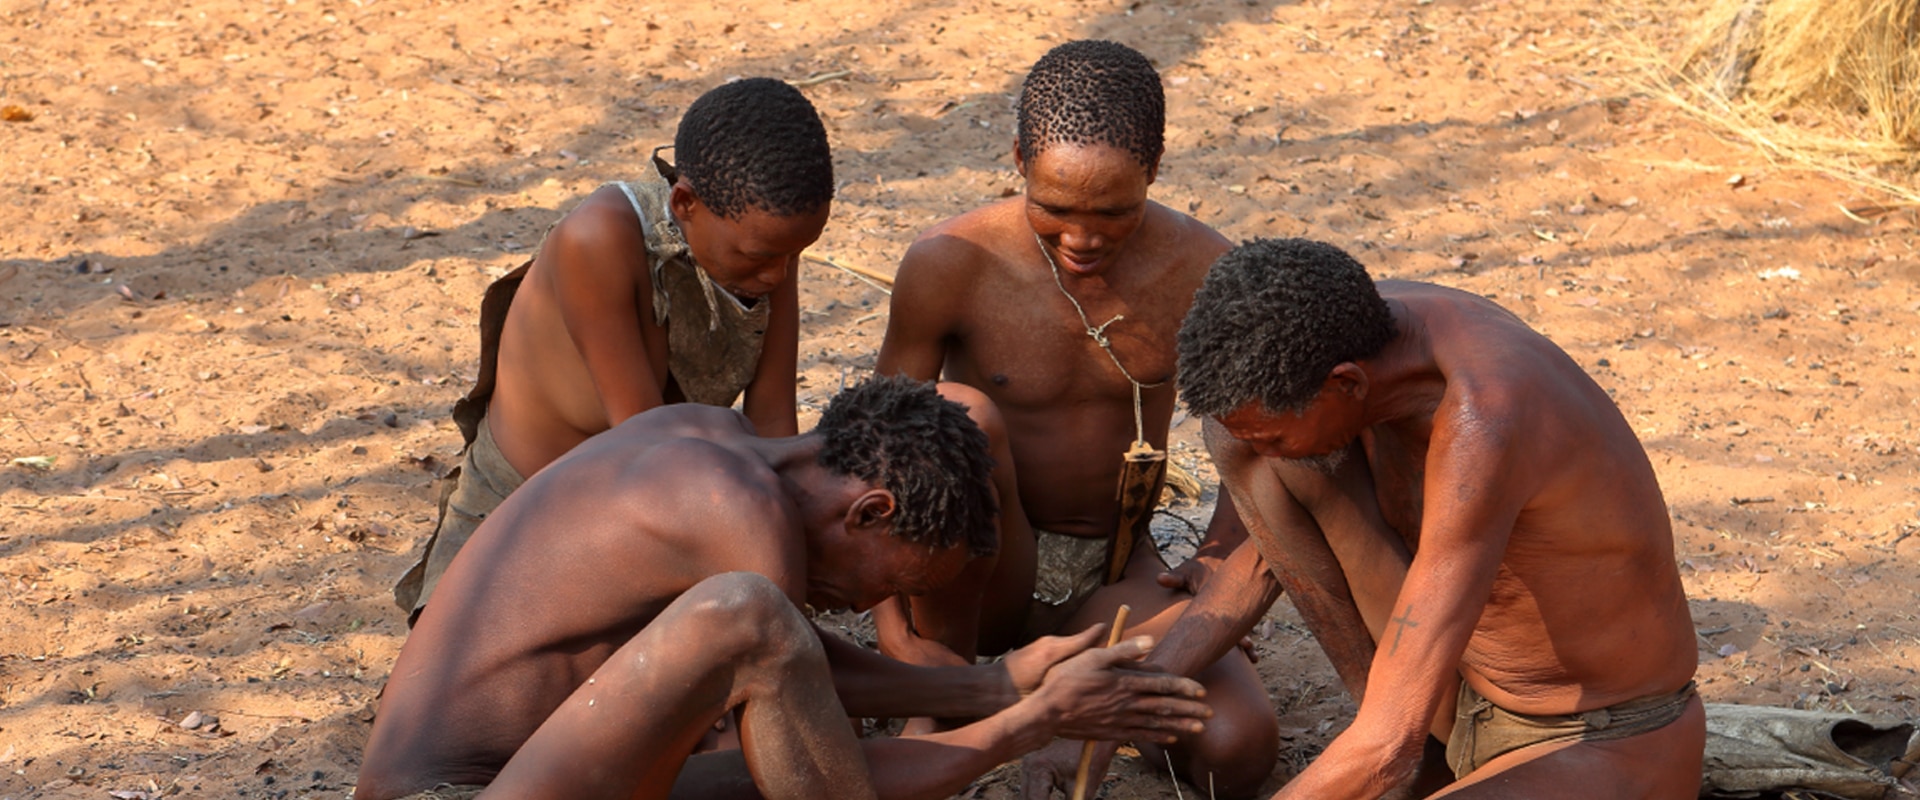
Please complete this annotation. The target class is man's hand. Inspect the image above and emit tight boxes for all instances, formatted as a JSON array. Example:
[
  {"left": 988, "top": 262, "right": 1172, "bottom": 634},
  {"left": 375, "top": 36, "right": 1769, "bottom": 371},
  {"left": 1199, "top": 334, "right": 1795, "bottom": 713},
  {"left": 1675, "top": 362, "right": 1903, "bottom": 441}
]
[
  {"left": 1021, "top": 738, "right": 1116, "bottom": 800},
  {"left": 1013, "top": 636, "right": 1211, "bottom": 799},
  {"left": 1156, "top": 554, "right": 1221, "bottom": 596},
  {"left": 1027, "top": 635, "right": 1211, "bottom": 743},
  {"left": 1002, "top": 624, "right": 1109, "bottom": 696}
]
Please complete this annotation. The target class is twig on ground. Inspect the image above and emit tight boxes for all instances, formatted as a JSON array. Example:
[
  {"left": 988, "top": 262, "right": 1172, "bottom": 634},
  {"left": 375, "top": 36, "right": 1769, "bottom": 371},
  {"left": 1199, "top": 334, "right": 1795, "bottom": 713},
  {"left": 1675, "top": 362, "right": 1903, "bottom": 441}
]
[
  {"left": 803, "top": 254, "right": 894, "bottom": 295},
  {"left": 413, "top": 174, "right": 484, "bottom": 188},
  {"left": 790, "top": 69, "right": 852, "bottom": 88},
  {"left": 431, "top": 74, "right": 491, "bottom": 104}
]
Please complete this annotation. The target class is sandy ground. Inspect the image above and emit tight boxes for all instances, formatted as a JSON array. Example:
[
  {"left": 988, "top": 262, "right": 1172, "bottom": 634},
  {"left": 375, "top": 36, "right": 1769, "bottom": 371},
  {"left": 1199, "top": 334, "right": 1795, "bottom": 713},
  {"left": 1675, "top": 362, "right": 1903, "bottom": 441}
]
[{"left": 2, "top": 0, "right": 1918, "bottom": 797}]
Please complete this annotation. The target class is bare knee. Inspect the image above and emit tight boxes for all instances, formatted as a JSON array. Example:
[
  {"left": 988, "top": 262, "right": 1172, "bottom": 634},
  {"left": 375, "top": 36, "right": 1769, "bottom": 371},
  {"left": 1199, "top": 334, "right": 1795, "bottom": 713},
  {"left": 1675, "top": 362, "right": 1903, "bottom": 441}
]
[
  {"left": 1175, "top": 658, "right": 1279, "bottom": 799},
  {"left": 676, "top": 572, "right": 818, "bottom": 668},
  {"left": 936, "top": 382, "right": 1008, "bottom": 448},
  {"left": 1182, "top": 698, "right": 1280, "bottom": 799}
]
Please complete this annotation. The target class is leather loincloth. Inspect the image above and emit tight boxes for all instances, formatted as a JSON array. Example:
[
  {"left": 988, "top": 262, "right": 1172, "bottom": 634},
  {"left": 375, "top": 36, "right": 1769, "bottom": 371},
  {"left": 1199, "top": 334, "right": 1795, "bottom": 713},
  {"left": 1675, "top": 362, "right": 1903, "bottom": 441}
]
[
  {"left": 392, "top": 414, "right": 526, "bottom": 624},
  {"left": 1447, "top": 679, "right": 1700, "bottom": 778},
  {"left": 617, "top": 163, "right": 771, "bottom": 409},
  {"left": 1021, "top": 528, "right": 1167, "bottom": 642}
]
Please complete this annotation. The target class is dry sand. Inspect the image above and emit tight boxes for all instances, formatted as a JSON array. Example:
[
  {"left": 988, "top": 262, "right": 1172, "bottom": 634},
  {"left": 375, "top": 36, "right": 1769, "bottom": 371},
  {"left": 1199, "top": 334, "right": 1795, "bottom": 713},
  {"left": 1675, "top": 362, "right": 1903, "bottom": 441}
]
[{"left": 1, "top": 0, "right": 1916, "bottom": 797}]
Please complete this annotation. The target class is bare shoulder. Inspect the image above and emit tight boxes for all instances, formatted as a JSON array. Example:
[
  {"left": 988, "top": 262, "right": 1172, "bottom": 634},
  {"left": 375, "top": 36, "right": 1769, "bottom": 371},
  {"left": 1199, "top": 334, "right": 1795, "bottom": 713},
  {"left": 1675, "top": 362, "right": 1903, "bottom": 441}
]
[
  {"left": 1136, "top": 202, "right": 1228, "bottom": 280},
  {"left": 624, "top": 431, "right": 792, "bottom": 539},
  {"left": 913, "top": 196, "right": 1026, "bottom": 246},
  {"left": 897, "top": 199, "right": 1025, "bottom": 285},
  {"left": 1147, "top": 202, "right": 1232, "bottom": 249},
  {"left": 1388, "top": 281, "right": 1577, "bottom": 451},
  {"left": 1202, "top": 417, "right": 1260, "bottom": 473},
  {"left": 1380, "top": 279, "right": 1531, "bottom": 323},
  {"left": 888, "top": 199, "right": 1027, "bottom": 334},
  {"left": 539, "top": 186, "right": 649, "bottom": 271}
]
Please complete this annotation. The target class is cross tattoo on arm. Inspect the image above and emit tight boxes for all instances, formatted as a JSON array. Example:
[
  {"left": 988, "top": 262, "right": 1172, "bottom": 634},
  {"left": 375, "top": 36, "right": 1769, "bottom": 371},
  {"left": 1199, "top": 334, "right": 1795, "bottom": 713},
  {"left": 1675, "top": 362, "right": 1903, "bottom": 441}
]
[{"left": 1388, "top": 605, "right": 1419, "bottom": 656}]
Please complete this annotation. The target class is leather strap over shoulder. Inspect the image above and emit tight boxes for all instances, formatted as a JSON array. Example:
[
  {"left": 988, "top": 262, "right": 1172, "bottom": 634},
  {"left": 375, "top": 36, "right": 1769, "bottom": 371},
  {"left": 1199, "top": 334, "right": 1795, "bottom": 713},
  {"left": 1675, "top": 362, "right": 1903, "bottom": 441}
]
[{"left": 650, "top": 144, "right": 679, "bottom": 184}]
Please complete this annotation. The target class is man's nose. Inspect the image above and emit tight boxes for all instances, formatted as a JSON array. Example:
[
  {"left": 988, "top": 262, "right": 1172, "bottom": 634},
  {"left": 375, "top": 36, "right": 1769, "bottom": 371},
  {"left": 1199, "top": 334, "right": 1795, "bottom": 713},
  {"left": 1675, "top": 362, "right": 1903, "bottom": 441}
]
[{"left": 1059, "top": 225, "right": 1101, "bottom": 252}]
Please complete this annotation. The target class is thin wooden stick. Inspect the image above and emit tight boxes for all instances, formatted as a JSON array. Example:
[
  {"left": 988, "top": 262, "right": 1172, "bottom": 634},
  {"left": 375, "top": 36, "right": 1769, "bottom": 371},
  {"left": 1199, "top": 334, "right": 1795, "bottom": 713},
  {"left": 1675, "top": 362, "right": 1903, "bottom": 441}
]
[
  {"left": 790, "top": 68, "right": 853, "bottom": 88},
  {"left": 803, "top": 253, "right": 895, "bottom": 293},
  {"left": 1072, "top": 604, "right": 1132, "bottom": 800}
]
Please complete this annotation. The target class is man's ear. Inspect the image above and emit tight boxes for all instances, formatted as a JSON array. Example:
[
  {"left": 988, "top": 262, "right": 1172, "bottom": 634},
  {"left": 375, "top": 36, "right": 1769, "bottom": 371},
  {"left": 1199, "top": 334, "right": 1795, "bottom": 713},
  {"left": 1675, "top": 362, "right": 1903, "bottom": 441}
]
[
  {"left": 668, "top": 177, "right": 702, "bottom": 224},
  {"left": 1145, "top": 150, "right": 1163, "bottom": 185},
  {"left": 1328, "top": 362, "right": 1370, "bottom": 401},
  {"left": 1012, "top": 140, "right": 1028, "bottom": 179},
  {"left": 849, "top": 489, "right": 898, "bottom": 532}
]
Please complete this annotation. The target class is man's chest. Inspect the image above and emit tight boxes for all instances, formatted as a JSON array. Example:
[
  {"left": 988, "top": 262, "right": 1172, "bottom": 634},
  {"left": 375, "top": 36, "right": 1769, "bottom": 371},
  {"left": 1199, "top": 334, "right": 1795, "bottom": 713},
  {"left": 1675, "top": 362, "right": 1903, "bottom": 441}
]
[{"left": 952, "top": 293, "right": 1183, "bottom": 407}]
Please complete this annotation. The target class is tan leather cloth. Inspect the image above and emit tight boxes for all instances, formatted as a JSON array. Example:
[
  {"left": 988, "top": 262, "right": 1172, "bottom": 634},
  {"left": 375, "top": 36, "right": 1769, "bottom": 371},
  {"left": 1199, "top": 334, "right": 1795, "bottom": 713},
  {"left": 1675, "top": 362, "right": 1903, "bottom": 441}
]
[
  {"left": 1022, "top": 528, "right": 1167, "bottom": 641},
  {"left": 447, "top": 158, "right": 769, "bottom": 446},
  {"left": 616, "top": 161, "right": 772, "bottom": 409},
  {"left": 391, "top": 784, "right": 485, "bottom": 800},
  {"left": 1447, "top": 679, "right": 1700, "bottom": 778},
  {"left": 392, "top": 415, "right": 526, "bottom": 623}
]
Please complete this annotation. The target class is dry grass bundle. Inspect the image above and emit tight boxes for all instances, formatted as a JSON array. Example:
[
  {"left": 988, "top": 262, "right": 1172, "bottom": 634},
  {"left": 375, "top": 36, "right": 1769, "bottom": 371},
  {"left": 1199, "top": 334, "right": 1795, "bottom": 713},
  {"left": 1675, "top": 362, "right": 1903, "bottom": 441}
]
[
  {"left": 1689, "top": 0, "right": 1920, "bottom": 149},
  {"left": 1628, "top": 0, "right": 1920, "bottom": 203}
]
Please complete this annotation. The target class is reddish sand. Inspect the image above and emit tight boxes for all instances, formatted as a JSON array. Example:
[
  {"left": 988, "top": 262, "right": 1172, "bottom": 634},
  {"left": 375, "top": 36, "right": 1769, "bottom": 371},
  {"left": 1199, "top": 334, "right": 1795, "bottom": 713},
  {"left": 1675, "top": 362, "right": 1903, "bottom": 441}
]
[{"left": 1, "top": 0, "right": 1916, "bottom": 797}]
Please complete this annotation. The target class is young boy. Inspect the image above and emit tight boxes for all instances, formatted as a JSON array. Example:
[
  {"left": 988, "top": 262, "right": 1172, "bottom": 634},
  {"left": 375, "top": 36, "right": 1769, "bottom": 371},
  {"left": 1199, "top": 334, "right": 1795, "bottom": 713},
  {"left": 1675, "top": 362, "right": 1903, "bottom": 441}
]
[
  {"left": 394, "top": 78, "right": 831, "bottom": 622},
  {"left": 355, "top": 377, "right": 1213, "bottom": 800},
  {"left": 875, "top": 41, "right": 1279, "bottom": 797}
]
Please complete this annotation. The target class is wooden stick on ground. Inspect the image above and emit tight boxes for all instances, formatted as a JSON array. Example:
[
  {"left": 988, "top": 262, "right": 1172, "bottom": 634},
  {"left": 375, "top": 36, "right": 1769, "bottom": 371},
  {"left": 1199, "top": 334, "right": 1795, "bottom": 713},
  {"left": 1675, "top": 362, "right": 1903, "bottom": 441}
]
[
  {"left": 803, "top": 253, "right": 895, "bottom": 294},
  {"left": 1072, "top": 604, "right": 1132, "bottom": 800},
  {"left": 789, "top": 68, "right": 853, "bottom": 88}
]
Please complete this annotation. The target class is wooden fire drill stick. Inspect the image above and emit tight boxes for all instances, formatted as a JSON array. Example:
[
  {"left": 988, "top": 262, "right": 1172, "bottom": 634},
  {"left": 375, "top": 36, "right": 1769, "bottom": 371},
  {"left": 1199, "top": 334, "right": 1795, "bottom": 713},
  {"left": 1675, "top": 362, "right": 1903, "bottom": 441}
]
[{"left": 1071, "top": 604, "right": 1132, "bottom": 800}]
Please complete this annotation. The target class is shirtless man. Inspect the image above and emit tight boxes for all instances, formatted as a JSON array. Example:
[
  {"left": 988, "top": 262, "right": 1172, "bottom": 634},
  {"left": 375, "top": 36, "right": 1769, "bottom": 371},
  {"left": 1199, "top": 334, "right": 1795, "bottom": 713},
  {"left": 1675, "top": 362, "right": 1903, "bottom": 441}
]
[
  {"left": 356, "top": 376, "right": 1214, "bottom": 800},
  {"left": 394, "top": 77, "right": 830, "bottom": 622},
  {"left": 874, "top": 41, "right": 1279, "bottom": 798},
  {"left": 1150, "top": 238, "right": 1704, "bottom": 798}
]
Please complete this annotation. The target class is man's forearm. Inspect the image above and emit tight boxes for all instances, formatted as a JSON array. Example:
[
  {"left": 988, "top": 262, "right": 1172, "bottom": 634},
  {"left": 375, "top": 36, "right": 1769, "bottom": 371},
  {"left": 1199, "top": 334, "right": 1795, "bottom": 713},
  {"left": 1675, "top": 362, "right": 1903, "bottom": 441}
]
[
  {"left": 817, "top": 627, "right": 1016, "bottom": 718},
  {"left": 1256, "top": 530, "right": 1378, "bottom": 699},
  {"left": 1145, "top": 540, "right": 1280, "bottom": 678},
  {"left": 671, "top": 706, "right": 1047, "bottom": 800},
  {"left": 863, "top": 704, "right": 1051, "bottom": 800}
]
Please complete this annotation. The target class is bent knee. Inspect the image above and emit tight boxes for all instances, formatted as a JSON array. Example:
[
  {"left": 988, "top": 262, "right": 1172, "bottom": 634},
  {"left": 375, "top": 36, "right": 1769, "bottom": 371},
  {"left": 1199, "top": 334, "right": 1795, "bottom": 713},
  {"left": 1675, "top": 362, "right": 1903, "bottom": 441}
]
[
  {"left": 678, "top": 573, "right": 817, "bottom": 663},
  {"left": 1181, "top": 660, "right": 1280, "bottom": 798},
  {"left": 936, "top": 382, "right": 1008, "bottom": 445},
  {"left": 1186, "top": 705, "right": 1280, "bottom": 798}
]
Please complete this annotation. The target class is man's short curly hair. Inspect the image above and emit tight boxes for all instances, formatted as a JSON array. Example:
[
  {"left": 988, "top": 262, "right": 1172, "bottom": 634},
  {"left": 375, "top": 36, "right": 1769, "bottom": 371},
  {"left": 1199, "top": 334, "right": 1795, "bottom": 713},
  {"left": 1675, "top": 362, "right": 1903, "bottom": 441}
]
[
  {"left": 674, "top": 77, "right": 834, "bottom": 219},
  {"left": 1177, "top": 238, "right": 1399, "bottom": 416},
  {"left": 1017, "top": 40, "right": 1165, "bottom": 169},
  {"left": 816, "top": 376, "right": 999, "bottom": 557}
]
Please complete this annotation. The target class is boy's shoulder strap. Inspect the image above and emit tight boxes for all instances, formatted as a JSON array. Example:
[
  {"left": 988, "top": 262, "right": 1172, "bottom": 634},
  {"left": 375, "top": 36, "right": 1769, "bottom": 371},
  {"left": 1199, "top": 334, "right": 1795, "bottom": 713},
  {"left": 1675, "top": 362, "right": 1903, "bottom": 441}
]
[{"left": 610, "top": 154, "right": 691, "bottom": 327}]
